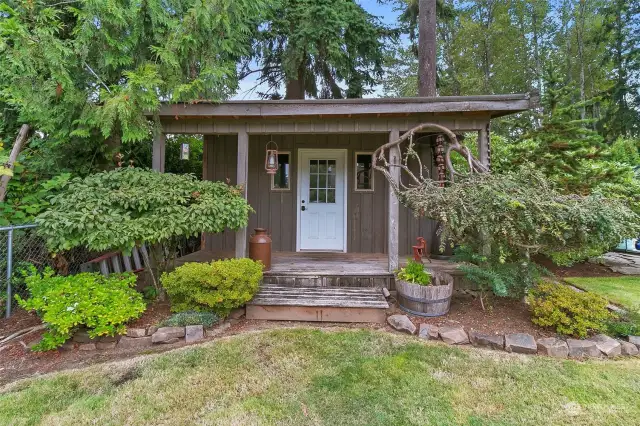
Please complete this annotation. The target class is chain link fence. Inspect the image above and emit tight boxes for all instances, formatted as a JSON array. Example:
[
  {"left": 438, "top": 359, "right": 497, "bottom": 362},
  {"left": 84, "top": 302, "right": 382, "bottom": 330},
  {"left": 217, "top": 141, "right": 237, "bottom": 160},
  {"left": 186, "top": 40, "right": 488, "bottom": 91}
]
[
  {"left": 0, "top": 224, "right": 97, "bottom": 318},
  {"left": 1, "top": 225, "right": 202, "bottom": 318}
]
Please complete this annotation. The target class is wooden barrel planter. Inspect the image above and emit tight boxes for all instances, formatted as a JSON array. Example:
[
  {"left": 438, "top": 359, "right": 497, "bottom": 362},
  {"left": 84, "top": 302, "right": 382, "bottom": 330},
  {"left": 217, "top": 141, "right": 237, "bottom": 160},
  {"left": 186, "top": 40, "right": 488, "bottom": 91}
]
[{"left": 395, "top": 270, "right": 454, "bottom": 317}]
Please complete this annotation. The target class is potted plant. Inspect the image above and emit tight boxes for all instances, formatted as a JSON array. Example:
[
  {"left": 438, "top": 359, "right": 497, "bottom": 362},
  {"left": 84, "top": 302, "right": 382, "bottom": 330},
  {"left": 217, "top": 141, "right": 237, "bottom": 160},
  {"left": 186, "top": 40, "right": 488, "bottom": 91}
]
[{"left": 395, "top": 260, "right": 454, "bottom": 317}]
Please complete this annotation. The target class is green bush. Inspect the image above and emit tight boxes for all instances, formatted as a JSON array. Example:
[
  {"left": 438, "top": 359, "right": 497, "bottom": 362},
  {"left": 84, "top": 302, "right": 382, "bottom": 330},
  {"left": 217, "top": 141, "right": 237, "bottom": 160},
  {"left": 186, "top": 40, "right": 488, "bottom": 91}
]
[
  {"left": 606, "top": 308, "right": 640, "bottom": 338},
  {"left": 454, "top": 246, "right": 549, "bottom": 298},
  {"left": 16, "top": 269, "right": 146, "bottom": 351},
  {"left": 527, "top": 282, "right": 614, "bottom": 338},
  {"left": 160, "top": 311, "right": 219, "bottom": 328},
  {"left": 161, "top": 259, "right": 263, "bottom": 316},
  {"left": 396, "top": 260, "right": 432, "bottom": 285}
]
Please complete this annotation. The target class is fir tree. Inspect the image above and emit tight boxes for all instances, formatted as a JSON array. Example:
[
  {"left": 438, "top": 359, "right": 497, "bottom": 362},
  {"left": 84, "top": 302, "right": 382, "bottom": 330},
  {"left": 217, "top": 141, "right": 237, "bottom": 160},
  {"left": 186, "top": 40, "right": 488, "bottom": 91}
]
[
  {"left": 0, "top": 0, "right": 265, "bottom": 169},
  {"left": 243, "top": 0, "right": 390, "bottom": 99}
]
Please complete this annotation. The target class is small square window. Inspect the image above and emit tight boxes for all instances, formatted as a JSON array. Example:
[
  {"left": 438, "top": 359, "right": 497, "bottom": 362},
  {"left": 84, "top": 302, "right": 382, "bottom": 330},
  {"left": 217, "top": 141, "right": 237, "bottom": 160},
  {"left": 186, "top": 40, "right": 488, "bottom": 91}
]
[
  {"left": 355, "top": 153, "right": 374, "bottom": 191},
  {"left": 271, "top": 152, "right": 291, "bottom": 190}
]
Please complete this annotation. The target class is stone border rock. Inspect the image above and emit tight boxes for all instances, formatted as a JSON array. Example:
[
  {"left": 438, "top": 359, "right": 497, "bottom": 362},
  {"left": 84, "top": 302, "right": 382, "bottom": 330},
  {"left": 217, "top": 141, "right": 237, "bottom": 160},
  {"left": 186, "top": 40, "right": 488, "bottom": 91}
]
[
  {"left": 65, "top": 320, "right": 234, "bottom": 352},
  {"left": 386, "top": 314, "right": 640, "bottom": 360}
]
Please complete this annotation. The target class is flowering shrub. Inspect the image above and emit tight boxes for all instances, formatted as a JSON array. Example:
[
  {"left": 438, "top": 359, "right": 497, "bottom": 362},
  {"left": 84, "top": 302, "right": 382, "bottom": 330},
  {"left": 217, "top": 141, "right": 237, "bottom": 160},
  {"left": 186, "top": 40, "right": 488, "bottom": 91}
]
[{"left": 16, "top": 269, "right": 146, "bottom": 351}]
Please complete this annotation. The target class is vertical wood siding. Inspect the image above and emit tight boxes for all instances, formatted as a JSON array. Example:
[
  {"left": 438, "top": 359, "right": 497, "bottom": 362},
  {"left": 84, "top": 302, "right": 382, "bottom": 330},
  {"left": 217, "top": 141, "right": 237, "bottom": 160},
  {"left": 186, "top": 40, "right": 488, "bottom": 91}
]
[{"left": 203, "top": 133, "right": 438, "bottom": 255}]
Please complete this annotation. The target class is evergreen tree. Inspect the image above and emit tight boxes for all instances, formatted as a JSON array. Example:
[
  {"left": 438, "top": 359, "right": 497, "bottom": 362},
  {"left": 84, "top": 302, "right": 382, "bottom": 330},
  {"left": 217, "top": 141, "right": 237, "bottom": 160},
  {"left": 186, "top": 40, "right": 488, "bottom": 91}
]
[
  {"left": 0, "top": 0, "right": 265, "bottom": 170},
  {"left": 243, "top": 0, "right": 389, "bottom": 99},
  {"left": 601, "top": 0, "right": 640, "bottom": 139},
  {"left": 496, "top": 69, "right": 639, "bottom": 205}
]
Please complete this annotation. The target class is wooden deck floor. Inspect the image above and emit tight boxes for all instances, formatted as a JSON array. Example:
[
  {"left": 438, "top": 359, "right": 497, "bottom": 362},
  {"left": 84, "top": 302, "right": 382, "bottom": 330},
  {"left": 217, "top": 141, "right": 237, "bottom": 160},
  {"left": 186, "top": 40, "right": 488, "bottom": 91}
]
[
  {"left": 176, "top": 250, "right": 463, "bottom": 289},
  {"left": 177, "top": 250, "right": 391, "bottom": 276}
]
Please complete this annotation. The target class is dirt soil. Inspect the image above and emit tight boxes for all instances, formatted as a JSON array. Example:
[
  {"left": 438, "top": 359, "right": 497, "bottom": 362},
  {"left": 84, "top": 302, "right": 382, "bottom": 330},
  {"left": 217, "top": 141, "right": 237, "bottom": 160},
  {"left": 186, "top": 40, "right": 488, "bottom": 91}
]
[
  {"left": 534, "top": 255, "right": 622, "bottom": 278},
  {"left": 393, "top": 292, "right": 552, "bottom": 339}
]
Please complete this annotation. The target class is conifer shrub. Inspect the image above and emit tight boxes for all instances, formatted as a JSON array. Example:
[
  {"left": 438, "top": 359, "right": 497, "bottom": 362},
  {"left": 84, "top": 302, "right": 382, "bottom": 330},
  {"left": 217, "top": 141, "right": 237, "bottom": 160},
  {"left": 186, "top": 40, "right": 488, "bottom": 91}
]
[
  {"left": 160, "top": 311, "right": 219, "bottom": 328},
  {"left": 16, "top": 269, "right": 146, "bottom": 351},
  {"left": 527, "top": 282, "right": 614, "bottom": 338},
  {"left": 161, "top": 259, "right": 262, "bottom": 316}
]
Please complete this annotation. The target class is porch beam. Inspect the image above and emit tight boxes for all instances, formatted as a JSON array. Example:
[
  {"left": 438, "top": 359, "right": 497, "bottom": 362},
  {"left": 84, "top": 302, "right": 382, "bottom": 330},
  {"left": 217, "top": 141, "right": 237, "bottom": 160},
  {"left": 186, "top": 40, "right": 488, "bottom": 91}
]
[
  {"left": 152, "top": 132, "right": 166, "bottom": 172},
  {"left": 478, "top": 124, "right": 490, "bottom": 168},
  {"left": 387, "top": 128, "right": 400, "bottom": 273},
  {"left": 235, "top": 129, "right": 249, "bottom": 258}
]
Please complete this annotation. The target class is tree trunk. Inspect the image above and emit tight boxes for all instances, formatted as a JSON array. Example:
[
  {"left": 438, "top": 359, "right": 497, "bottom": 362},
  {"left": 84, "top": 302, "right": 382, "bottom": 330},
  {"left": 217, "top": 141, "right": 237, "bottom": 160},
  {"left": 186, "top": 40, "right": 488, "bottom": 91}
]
[
  {"left": 285, "top": 62, "right": 306, "bottom": 99},
  {"left": 418, "top": 0, "right": 437, "bottom": 97},
  {"left": 577, "top": 1, "right": 586, "bottom": 120},
  {"left": 0, "top": 124, "right": 31, "bottom": 202}
]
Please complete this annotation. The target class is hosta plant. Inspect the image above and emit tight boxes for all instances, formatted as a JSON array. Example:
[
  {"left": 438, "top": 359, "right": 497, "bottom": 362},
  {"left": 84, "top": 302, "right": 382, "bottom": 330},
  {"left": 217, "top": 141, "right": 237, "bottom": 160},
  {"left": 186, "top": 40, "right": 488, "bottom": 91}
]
[{"left": 16, "top": 268, "right": 146, "bottom": 351}]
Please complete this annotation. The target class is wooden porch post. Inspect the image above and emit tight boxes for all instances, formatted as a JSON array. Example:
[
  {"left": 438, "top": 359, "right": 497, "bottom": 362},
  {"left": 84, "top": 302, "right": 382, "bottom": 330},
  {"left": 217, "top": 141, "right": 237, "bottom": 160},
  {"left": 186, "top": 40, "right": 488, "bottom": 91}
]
[
  {"left": 152, "top": 132, "right": 166, "bottom": 172},
  {"left": 235, "top": 129, "right": 249, "bottom": 258},
  {"left": 478, "top": 124, "right": 490, "bottom": 168},
  {"left": 201, "top": 135, "right": 214, "bottom": 251},
  {"left": 388, "top": 129, "right": 400, "bottom": 272}
]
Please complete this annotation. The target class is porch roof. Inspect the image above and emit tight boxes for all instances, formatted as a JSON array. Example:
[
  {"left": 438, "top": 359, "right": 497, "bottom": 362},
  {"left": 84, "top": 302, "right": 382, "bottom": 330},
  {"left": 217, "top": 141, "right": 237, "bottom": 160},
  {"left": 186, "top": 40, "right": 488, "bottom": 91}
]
[{"left": 155, "top": 93, "right": 537, "bottom": 120}]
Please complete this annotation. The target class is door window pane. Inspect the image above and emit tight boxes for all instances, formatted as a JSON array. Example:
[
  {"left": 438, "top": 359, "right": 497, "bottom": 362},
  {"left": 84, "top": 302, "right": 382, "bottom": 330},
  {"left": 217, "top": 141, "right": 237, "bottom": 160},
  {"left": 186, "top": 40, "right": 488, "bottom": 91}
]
[
  {"left": 271, "top": 153, "right": 290, "bottom": 190},
  {"left": 309, "top": 158, "right": 337, "bottom": 204},
  {"left": 355, "top": 153, "right": 374, "bottom": 191},
  {"left": 327, "top": 189, "right": 336, "bottom": 203},
  {"left": 318, "top": 174, "right": 327, "bottom": 188}
]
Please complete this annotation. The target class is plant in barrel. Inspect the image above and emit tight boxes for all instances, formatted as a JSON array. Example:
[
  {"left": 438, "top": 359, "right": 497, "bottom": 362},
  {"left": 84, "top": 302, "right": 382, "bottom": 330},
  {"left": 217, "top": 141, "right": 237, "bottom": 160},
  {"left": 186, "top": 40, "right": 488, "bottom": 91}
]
[{"left": 395, "top": 260, "right": 454, "bottom": 317}]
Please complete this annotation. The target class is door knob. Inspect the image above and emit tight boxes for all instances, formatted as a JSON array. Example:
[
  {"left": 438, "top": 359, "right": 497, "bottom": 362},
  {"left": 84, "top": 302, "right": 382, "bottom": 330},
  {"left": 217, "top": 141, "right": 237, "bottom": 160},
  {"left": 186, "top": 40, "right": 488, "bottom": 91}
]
[{"left": 301, "top": 206, "right": 306, "bottom": 211}]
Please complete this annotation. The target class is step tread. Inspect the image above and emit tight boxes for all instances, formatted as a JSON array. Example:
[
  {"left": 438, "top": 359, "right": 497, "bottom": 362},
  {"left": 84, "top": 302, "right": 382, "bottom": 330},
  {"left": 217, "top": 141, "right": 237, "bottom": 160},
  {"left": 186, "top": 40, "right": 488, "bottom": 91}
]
[{"left": 249, "top": 286, "right": 389, "bottom": 309}]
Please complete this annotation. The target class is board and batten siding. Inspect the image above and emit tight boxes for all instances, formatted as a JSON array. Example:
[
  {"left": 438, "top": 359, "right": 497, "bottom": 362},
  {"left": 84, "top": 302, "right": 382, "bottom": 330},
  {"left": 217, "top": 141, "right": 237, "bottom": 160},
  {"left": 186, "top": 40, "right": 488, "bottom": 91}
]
[{"left": 203, "top": 133, "right": 438, "bottom": 256}]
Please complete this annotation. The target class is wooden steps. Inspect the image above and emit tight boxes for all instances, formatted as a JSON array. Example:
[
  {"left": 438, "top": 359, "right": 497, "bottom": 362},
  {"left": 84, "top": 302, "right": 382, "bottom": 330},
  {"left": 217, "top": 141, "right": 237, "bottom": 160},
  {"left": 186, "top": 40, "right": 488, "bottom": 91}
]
[
  {"left": 246, "top": 285, "right": 389, "bottom": 323},
  {"left": 262, "top": 252, "right": 393, "bottom": 288}
]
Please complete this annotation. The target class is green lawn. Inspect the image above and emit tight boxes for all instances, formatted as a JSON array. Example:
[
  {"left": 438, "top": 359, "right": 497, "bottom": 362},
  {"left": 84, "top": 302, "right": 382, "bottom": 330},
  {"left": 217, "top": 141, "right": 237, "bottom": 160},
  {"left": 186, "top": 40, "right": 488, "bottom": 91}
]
[
  {"left": 1, "top": 329, "right": 639, "bottom": 426},
  {"left": 564, "top": 276, "right": 640, "bottom": 309}
]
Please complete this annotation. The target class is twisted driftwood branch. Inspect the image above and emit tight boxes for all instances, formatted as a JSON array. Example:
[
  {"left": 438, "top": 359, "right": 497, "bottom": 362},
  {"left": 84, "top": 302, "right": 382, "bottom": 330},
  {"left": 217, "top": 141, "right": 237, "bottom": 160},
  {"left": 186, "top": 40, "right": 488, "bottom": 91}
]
[{"left": 372, "top": 123, "right": 488, "bottom": 193}]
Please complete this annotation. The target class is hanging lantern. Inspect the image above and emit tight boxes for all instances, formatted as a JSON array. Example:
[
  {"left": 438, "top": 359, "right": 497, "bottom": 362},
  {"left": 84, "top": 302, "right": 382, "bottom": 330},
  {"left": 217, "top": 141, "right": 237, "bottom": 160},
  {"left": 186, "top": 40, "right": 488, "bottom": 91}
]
[{"left": 265, "top": 140, "right": 278, "bottom": 175}]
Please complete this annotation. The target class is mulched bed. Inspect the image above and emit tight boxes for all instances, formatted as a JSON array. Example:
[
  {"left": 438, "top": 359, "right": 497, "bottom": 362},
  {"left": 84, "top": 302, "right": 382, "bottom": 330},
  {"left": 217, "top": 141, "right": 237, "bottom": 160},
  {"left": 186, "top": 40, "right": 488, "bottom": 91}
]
[
  {"left": 127, "top": 301, "right": 172, "bottom": 329},
  {"left": 0, "top": 309, "right": 41, "bottom": 339},
  {"left": 395, "top": 292, "right": 553, "bottom": 339},
  {"left": 534, "top": 255, "right": 622, "bottom": 278}
]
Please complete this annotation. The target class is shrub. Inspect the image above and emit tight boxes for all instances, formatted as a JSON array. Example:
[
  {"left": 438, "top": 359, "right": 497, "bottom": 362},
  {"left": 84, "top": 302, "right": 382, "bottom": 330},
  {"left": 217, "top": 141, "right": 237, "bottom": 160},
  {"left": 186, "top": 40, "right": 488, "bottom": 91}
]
[
  {"left": 16, "top": 269, "right": 146, "bottom": 351},
  {"left": 396, "top": 260, "right": 432, "bottom": 285},
  {"left": 161, "top": 259, "right": 263, "bottom": 316},
  {"left": 160, "top": 311, "right": 219, "bottom": 328},
  {"left": 527, "top": 282, "right": 614, "bottom": 338},
  {"left": 36, "top": 168, "right": 252, "bottom": 253},
  {"left": 454, "top": 246, "right": 549, "bottom": 298},
  {"left": 606, "top": 308, "right": 640, "bottom": 338}
]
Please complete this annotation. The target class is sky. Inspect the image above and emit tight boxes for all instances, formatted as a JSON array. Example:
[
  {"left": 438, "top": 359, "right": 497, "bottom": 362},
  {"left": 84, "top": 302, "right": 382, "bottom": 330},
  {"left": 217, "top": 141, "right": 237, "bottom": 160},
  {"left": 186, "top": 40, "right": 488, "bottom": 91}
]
[{"left": 232, "top": 0, "right": 401, "bottom": 100}]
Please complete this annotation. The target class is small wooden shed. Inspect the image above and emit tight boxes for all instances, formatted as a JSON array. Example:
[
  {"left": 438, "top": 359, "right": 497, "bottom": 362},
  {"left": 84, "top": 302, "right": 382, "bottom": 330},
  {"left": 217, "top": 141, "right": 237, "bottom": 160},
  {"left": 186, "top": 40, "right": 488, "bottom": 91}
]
[
  {"left": 154, "top": 94, "right": 533, "bottom": 269},
  {"left": 155, "top": 94, "right": 535, "bottom": 321}
]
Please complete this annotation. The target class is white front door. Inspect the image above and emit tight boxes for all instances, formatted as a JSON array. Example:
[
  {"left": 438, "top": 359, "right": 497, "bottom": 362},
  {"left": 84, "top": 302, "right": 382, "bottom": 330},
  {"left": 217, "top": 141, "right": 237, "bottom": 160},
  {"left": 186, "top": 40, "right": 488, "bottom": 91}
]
[{"left": 297, "top": 149, "right": 347, "bottom": 252}]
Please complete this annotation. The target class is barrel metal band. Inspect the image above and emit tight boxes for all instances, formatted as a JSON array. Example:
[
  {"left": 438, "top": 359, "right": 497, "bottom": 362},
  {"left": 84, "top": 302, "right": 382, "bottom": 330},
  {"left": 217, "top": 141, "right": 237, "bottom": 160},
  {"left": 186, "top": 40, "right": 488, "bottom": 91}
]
[
  {"left": 398, "top": 293, "right": 451, "bottom": 304},
  {"left": 398, "top": 305, "right": 447, "bottom": 318}
]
